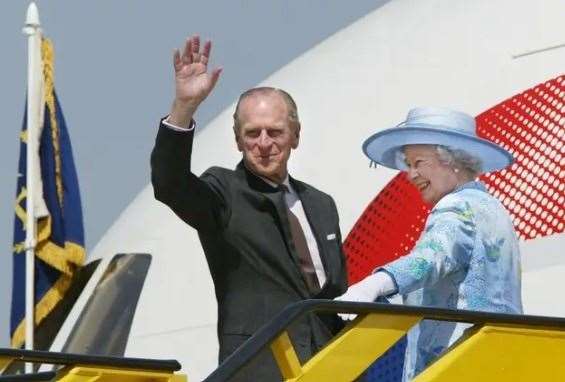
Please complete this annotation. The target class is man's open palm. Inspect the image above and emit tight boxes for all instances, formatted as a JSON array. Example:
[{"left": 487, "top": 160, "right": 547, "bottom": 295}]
[{"left": 173, "top": 35, "right": 222, "bottom": 108}]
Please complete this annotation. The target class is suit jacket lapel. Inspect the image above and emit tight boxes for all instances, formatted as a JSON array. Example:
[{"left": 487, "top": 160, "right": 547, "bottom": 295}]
[{"left": 237, "top": 162, "right": 309, "bottom": 296}]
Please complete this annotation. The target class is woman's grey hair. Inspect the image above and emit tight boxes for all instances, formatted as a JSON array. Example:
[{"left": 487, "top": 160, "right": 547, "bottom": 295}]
[
  {"left": 436, "top": 145, "right": 482, "bottom": 178},
  {"left": 397, "top": 145, "right": 483, "bottom": 177}
]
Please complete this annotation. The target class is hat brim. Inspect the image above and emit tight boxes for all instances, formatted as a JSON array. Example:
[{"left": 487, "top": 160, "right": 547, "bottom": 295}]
[{"left": 362, "top": 124, "right": 513, "bottom": 173}]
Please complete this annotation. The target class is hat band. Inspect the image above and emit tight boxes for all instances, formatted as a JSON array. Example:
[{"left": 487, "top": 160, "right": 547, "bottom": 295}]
[{"left": 396, "top": 121, "right": 476, "bottom": 137}]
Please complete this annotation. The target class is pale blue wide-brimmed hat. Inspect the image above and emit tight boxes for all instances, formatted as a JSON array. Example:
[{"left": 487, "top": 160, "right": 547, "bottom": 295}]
[{"left": 362, "top": 107, "right": 513, "bottom": 173}]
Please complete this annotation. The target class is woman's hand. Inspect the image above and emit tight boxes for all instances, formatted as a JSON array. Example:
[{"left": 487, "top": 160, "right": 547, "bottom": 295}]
[{"left": 334, "top": 271, "right": 397, "bottom": 320}]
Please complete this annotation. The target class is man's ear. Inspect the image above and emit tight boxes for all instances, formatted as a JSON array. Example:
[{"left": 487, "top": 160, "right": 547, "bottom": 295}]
[
  {"left": 291, "top": 123, "right": 301, "bottom": 149},
  {"left": 234, "top": 127, "right": 243, "bottom": 152}
]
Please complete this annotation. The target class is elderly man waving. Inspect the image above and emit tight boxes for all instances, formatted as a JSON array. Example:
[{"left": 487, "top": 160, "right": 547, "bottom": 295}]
[{"left": 151, "top": 36, "right": 348, "bottom": 381}]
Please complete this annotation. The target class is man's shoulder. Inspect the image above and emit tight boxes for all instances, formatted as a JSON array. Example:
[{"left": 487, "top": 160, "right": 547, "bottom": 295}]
[
  {"left": 201, "top": 165, "right": 246, "bottom": 187},
  {"left": 202, "top": 166, "right": 234, "bottom": 177},
  {"left": 292, "top": 178, "right": 334, "bottom": 203}
]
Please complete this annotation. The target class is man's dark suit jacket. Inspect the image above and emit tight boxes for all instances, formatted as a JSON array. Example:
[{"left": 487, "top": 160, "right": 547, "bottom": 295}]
[{"left": 151, "top": 122, "right": 348, "bottom": 380}]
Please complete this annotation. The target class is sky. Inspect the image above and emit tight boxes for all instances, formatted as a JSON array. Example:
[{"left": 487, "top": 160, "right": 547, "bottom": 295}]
[{"left": 0, "top": 1, "right": 386, "bottom": 347}]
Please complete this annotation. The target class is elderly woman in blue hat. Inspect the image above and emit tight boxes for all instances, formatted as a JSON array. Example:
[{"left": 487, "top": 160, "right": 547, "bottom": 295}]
[{"left": 337, "top": 107, "right": 523, "bottom": 380}]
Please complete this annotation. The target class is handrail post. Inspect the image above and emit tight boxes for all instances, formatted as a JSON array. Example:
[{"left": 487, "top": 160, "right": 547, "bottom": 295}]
[
  {"left": 270, "top": 330, "right": 303, "bottom": 380},
  {"left": 0, "top": 356, "right": 15, "bottom": 374},
  {"left": 292, "top": 312, "right": 420, "bottom": 381}
]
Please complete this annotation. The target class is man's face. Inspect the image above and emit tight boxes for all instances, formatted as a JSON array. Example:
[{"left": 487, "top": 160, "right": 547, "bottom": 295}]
[{"left": 235, "top": 93, "right": 299, "bottom": 184}]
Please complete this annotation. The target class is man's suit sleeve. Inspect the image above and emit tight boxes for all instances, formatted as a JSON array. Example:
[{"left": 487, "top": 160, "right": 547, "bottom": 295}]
[{"left": 151, "top": 120, "right": 229, "bottom": 232}]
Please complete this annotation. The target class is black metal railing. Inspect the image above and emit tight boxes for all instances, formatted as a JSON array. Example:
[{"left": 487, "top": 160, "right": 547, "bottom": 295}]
[
  {"left": 0, "top": 348, "right": 180, "bottom": 379},
  {"left": 0, "top": 371, "right": 55, "bottom": 381}
]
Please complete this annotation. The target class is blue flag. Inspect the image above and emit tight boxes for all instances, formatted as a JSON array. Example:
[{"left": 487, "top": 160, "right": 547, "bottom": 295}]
[{"left": 10, "top": 38, "right": 86, "bottom": 348}]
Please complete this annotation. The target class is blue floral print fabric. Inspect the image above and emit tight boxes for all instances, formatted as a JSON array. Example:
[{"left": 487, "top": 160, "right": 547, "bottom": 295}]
[{"left": 382, "top": 181, "right": 523, "bottom": 380}]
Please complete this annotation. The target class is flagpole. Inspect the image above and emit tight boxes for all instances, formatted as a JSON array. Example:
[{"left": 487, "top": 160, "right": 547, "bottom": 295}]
[{"left": 22, "top": 2, "right": 42, "bottom": 371}]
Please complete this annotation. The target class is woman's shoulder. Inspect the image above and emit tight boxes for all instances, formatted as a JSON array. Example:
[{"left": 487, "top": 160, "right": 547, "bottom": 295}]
[
  {"left": 431, "top": 186, "right": 492, "bottom": 223},
  {"left": 434, "top": 184, "right": 509, "bottom": 228},
  {"left": 433, "top": 190, "right": 474, "bottom": 212},
  {"left": 439, "top": 182, "right": 496, "bottom": 207}
]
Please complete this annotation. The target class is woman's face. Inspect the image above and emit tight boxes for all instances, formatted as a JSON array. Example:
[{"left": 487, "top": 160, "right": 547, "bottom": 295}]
[{"left": 403, "top": 145, "right": 460, "bottom": 205}]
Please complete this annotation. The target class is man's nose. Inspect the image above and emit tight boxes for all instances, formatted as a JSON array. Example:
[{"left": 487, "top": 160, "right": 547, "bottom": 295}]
[{"left": 258, "top": 130, "right": 272, "bottom": 149}]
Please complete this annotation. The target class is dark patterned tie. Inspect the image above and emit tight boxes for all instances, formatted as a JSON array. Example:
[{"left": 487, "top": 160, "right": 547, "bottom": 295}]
[{"left": 280, "top": 185, "right": 320, "bottom": 293}]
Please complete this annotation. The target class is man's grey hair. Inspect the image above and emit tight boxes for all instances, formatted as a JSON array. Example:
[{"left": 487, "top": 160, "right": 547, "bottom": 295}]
[
  {"left": 232, "top": 87, "right": 300, "bottom": 133},
  {"left": 398, "top": 144, "right": 482, "bottom": 177}
]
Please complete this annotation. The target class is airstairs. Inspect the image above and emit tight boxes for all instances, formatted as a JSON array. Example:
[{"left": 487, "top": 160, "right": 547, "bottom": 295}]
[{"left": 2, "top": 300, "right": 565, "bottom": 381}]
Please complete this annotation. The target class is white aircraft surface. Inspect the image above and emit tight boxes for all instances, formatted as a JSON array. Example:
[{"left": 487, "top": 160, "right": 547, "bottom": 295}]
[{"left": 43, "top": 0, "right": 564, "bottom": 380}]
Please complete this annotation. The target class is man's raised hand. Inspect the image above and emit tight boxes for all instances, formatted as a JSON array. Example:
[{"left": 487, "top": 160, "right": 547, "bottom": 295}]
[{"left": 169, "top": 35, "right": 222, "bottom": 127}]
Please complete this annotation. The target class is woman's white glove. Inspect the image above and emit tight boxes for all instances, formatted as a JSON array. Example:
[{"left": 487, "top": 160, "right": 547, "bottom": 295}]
[{"left": 334, "top": 271, "right": 396, "bottom": 321}]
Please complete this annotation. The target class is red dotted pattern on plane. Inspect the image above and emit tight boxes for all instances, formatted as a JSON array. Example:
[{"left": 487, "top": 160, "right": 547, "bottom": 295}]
[{"left": 344, "top": 75, "right": 564, "bottom": 285}]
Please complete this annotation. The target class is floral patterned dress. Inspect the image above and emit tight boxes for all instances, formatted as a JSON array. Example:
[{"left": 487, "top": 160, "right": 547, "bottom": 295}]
[{"left": 382, "top": 181, "right": 523, "bottom": 381}]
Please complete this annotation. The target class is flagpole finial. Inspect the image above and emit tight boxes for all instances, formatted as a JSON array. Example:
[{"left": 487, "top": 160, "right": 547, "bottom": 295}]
[{"left": 24, "top": 2, "right": 41, "bottom": 34}]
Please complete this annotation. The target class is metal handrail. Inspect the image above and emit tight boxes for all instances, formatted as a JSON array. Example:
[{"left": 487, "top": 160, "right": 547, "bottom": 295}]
[
  {"left": 0, "top": 371, "right": 55, "bottom": 381},
  {"left": 204, "top": 299, "right": 565, "bottom": 381},
  {"left": 0, "top": 348, "right": 181, "bottom": 372}
]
